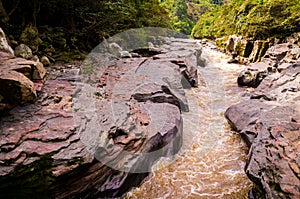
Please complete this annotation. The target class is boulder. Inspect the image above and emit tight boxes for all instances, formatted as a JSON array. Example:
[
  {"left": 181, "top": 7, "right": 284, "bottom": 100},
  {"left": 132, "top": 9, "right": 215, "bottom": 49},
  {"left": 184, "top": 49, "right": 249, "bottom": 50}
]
[
  {"left": 0, "top": 28, "right": 14, "bottom": 55},
  {"left": 15, "top": 44, "right": 33, "bottom": 59},
  {"left": 237, "top": 62, "right": 273, "bottom": 88},
  {"left": 0, "top": 69, "right": 37, "bottom": 104},
  {"left": 39, "top": 56, "right": 50, "bottom": 67},
  {"left": 225, "top": 35, "right": 253, "bottom": 57},
  {"left": 120, "top": 51, "right": 132, "bottom": 58},
  {"left": 2, "top": 59, "right": 46, "bottom": 80},
  {"left": 226, "top": 62, "right": 300, "bottom": 199},
  {"left": 31, "top": 55, "right": 39, "bottom": 62}
]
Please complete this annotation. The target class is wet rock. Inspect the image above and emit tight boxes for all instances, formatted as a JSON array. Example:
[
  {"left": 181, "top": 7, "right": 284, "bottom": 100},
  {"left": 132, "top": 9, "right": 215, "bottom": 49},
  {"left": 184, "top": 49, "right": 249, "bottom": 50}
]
[
  {"left": 226, "top": 62, "right": 300, "bottom": 199},
  {"left": 0, "top": 28, "right": 14, "bottom": 55},
  {"left": 237, "top": 62, "right": 272, "bottom": 88},
  {"left": 15, "top": 44, "right": 33, "bottom": 59}
]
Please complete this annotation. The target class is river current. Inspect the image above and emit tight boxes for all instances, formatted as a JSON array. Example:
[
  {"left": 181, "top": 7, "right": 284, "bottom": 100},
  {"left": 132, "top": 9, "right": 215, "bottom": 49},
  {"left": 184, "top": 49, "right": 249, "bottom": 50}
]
[{"left": 126, "top": 41, "right": 253, "bottom": 199}]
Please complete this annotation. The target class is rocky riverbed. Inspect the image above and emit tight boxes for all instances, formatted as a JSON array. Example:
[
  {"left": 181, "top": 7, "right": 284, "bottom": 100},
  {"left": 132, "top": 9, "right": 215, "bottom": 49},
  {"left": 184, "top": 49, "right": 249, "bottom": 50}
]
[
  {"left": 0, "top": 26, "right": 300, "bottom": 198},
  {"left": 0, "top": 30, "right": 200, "bottom": 198}
]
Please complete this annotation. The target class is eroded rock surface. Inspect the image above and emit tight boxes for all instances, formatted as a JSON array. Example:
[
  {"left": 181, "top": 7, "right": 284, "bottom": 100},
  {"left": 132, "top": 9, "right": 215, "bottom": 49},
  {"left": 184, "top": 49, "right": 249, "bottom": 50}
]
[
  {"left": 226, "top": 63, "right": 300, "bottom": 199},
  {"left": 0, "top": 37, "right": 199, "bottom": 198}
]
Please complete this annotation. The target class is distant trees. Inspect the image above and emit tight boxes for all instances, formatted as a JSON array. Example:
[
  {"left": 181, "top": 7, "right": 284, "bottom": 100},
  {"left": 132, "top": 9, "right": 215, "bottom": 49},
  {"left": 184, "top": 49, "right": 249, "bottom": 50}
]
[{"left": 160, "top": 0, "right": 219, "bottom": 34}]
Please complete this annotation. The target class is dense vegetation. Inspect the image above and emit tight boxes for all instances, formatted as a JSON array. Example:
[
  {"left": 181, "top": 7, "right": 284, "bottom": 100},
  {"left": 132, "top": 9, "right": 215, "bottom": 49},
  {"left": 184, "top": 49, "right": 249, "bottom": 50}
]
[
  {"left": 159, "top": 0, "right": 222, "bottom": 35},
  {"left": 0, "top": 0, "right": 170, "bottom": 57},
  {"left": 192, "top": 0, "right": 300, "bottom": 40}
]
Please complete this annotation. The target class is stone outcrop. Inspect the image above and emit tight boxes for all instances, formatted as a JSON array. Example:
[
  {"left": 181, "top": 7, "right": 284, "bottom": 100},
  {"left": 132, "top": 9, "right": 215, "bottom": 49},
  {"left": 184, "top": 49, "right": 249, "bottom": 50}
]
[
  {"left": 0, "top": 28, "right": 46, "bottom": 114},
  {"left": 226, "top": 63, "right": 300, "bottom": 199},
  {"left": 0, "top": 28, "right": 14, "bottom": 55},
  {"left": 217, "top": 34, "right": 299, "bottom": 66},
  {"left": 262, "top": 42, "right": 300, "bottom": 67},
  {"left": 216, "top": 35, "right": 253, "bottom": 60},
  {"left": 0, "top": 37, "right": 199, "bottom": 198},
  {"left": 248, "top": 40, "right": 269, "bottom": 63},
  {"left": 236, "top": 38, "right": 300, "bottom": 88}
]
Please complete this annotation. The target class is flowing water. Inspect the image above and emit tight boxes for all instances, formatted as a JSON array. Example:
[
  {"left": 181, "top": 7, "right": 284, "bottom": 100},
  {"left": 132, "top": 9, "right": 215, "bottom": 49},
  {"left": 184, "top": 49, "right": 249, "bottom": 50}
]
[{"left": 126, "top": 43, "right": 253, "bottom": 199}]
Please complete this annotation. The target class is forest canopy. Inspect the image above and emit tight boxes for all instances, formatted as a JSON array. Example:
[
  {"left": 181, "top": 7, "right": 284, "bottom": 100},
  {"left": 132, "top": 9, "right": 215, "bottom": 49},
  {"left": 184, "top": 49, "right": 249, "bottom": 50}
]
[{"left": 192, "top": 0, "right": 300, "bottom": 40}]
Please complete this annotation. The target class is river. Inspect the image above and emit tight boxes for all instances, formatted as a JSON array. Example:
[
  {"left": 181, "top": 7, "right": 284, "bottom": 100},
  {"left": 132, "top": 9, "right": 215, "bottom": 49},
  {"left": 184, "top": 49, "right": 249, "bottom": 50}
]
[{"left": 126, "top": 40, "right": 253, "bottom": 199}]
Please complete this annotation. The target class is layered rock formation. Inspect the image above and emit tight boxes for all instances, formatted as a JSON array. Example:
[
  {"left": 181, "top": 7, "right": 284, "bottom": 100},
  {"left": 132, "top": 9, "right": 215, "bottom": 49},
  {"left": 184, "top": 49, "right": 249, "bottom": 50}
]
[
  {"left": 226, "top": 62, "right": 300, "bottom": 198},
  {"left": 0, "top": 37, "right": 199, "bottom": 198},
  {"left": 217, "top": 33, "right": 300, "bottom": 90},
  {"left": 0, "top": 28, "right": 46, "bottom": 114}
]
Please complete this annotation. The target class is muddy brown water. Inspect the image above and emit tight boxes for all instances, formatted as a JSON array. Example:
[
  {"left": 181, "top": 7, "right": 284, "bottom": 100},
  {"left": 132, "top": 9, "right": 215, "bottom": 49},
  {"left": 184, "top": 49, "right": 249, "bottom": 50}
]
[{"left": 125, "top": 44, "right": 253, "bottom": 199}]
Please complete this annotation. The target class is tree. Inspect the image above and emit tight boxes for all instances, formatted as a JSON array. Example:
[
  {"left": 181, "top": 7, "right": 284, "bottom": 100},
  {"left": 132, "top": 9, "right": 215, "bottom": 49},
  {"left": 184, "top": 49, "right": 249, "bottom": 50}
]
[{"left": 0, "top": 0, "right": 9, "bottom": 23}]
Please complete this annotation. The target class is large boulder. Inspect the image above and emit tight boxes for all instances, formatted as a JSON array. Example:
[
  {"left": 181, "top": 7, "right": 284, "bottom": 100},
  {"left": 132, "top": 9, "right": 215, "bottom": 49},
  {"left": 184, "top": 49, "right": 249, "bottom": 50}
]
[
  {"left": 0, "top": 69, "right": 37, "bottom": 103},
  {"left": 0, "top": 28, "right": 14, "bottom": 55},
  {"left": 226, "top": 63, "right": 300, "bottom": 199},
  {"left": 226, "top": 35, "right": 253, "bottom": 57}
]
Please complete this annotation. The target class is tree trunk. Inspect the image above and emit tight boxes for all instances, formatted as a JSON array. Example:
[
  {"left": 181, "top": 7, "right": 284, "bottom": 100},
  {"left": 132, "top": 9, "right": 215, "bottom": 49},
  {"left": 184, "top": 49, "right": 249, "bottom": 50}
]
[{"left": 0, "top": 0, "right": 9, "bottom": 23}]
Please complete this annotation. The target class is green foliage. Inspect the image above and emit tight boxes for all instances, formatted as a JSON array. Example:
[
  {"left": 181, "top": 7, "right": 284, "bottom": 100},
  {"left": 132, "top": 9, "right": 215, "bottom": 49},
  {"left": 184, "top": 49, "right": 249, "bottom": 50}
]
[
  {"left": 1, "top": 0, "right": 170, "bottom": 53},
  {"left": 160, "top": 0, "right": 219, "bottom": 35},
  {"left": 192, "top": 0, "right": 300, "bottom": 39}
]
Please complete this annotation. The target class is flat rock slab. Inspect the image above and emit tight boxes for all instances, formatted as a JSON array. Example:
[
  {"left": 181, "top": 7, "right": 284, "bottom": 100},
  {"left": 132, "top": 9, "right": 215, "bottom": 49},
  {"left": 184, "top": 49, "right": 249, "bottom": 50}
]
[{"left": 226, "top": 63, "right": 300, "bottom": 198}]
